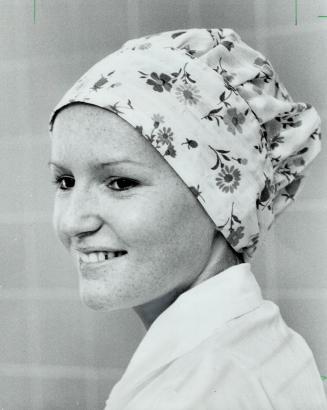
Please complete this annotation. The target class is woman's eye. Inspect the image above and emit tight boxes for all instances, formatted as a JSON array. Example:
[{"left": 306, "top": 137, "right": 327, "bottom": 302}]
[
  {"left": 52, "top": 175, "right": 75, "bottom": 190},
  {"left": 107, "top": 177, "right": 139, "bottom": 191}
]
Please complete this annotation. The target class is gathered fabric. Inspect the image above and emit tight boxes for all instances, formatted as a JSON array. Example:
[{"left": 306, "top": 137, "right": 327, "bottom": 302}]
[{"left": 49, "top": 28, "right": 321, "bottom": 258}]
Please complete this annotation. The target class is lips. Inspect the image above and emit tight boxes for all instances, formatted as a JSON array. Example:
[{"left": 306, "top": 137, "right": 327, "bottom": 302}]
[{"left": 77, "top": 250, "right": 127, "bottom": 278}]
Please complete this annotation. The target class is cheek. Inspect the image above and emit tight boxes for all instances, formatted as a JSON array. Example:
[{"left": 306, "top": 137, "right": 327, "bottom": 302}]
[
  {"left": 111, "top": 189, "right": 211, "bottom": 269},
  {"left": 52, "top": 200, "right": 60, "bottom": 236},
  {"left": 112, "top": 194, "right": 182, "bottom": 247},
  {"left": 52, "top": 198, "right": 68, "bottom": 247}
]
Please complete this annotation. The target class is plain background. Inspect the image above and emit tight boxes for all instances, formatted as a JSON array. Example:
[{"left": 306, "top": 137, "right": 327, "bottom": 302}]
[{"left": 1, "top": 0, "right": 326, "bottom": 408}]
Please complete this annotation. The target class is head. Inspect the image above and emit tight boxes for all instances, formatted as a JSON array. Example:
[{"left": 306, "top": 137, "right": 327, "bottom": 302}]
[
  {"left": 49, "top": 28, "right": 321, "bottom": 311},
  {"left": 50, "top": 103, "right": 239, "bottom": 311}
]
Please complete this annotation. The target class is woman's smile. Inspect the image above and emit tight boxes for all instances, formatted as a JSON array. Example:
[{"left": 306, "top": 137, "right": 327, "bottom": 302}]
[
  {"left": 78, "top": 251, "right": 128, "bottom": 280},
  {"left": 74, "top": 245, "right": 128, "bottom": 278},
  {"left": 79, "top": 250, "right": 127, "bottom": 264}
]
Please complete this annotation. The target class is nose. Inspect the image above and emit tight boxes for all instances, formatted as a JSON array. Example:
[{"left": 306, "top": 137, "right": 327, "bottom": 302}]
[{"left": 56, "top": 185, "right": 103, "bottom": 239}]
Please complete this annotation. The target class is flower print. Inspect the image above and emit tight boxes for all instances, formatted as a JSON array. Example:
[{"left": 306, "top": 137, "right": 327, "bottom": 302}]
[
  {"left": 250, "top": 76, "right": 266, "bottom": 95},
  {"left": 250, "top": 66, "right": 273, "bottom": 95},
  {"left": 91, "top": 75, "right": 108, "bottom": 91},
  {"left": 146, "top": 72, "right": 172, "bottom": 92},
  {"left": 243, "top": 233, "right": 259, "bottom": 257},
  {"left": 276, "top": 109, "right": 302, "bottom": 129},
  {"left": 262, "top": 64, "right": 274, "bottom": 78},
  {"left": 175, "top": 84, "right": 201, "bottom": 105},
  {"left": 223, "top": 72, "right": 235, "bottom": 83},
  {"left": 171, "top": 63, "right": 197, "bottom": 85},
  {"left": 254, "top": 57, "right": 274, "bottom": 77},
  {"left": 215, "top": 165, "right": 241, "bottom": 193},
  {"left": 265, "top": 118, "right": 282, "bottom": 139},
  {"left": 297, "top": 102, "right": 311, "bottom": 112},
  {"left": 135, "top": 125, "right": 143, "bottom": 135},
  {"left": 227, "top": 226, "right": 245, "bottom": 248},
  {"left": 181, "top": 44, "right": 197, "bottom": 57},
  {"left": 171, "top": 31, "right": 187, "bottom": 39},
  {"left": 109, "top": 82, "right": 122, "bottom": 88},
  {"left": 252, "top": 58, "right": 274, "bottom": 91},
  {"left": 269, "top": 134, "right": 284, "bottom": 150},
  {"left": 254, "top": 57, "right": 269, "bottom": 67},
  {"left": 181, "top": 138, "right": 198, "bottom": 149},
  {"left": 202, "top": 90, "right": 235, "bottom": 126},
  {"left": 151, "top": 114, "right": 165, "bottom": 128},
  {"left": 256, "top": 175, "right": 274, "bottom": 210},
  {"left": 208, "top": 146, "right": 232, "bottom": 170},
  {"left": 164, "top": 143, "right": 176, "bottom": 158},
  {"left": 274, "top": 80, "right": 291, "bottom": 102},
  {"left": 157, "top": 127, "right": 174, "bottom": 145},
  {"left": 138, "top": 42, "right": 152, "bottom": 50},
  {"left": 207, "top": 29, "right": 235, "bottom": 51},
  {"left": 291, "top": 157, "right": 305, "bottom": 167},
  {"left": 223, "top": 108, "right": 246, "bottom": 135},
  {"left": 282, "top": 176, "right": 303, "bottom": 200},
  {"left": 310, "top": 128, "right": 321, "bottom": 141},
  {"left": 189, "top": 185, "right": 205, "bottom": 201},
  {"left": 105, "top": 102, "right": 124, "bottom": 115}
]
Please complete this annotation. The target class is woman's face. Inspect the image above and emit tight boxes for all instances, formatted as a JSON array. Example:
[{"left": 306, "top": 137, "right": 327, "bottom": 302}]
[{"left": 50, "top": 104, "right": 216, "bottom": 311}]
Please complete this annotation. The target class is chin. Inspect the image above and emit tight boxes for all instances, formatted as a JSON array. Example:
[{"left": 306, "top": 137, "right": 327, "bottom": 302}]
[
  {"left": 79, "top": 282, "right": 134, "bottom": 312},
  {"left": 81, "top": 292, "right": 107, "bottom": 311}
]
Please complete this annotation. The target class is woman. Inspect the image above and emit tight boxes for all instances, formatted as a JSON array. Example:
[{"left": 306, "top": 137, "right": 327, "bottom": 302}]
[{"left": 48, "top": 28, "right": 327, "bottom": 409}]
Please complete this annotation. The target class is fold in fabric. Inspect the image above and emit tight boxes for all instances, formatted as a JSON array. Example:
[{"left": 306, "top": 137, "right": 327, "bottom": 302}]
[{"left": 49, "top": 28, "right": 322, "bottom": 258}]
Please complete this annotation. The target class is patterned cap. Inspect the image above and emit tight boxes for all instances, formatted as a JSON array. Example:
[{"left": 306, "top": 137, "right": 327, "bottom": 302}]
[{"left": 49, "top": 28, "right": 322, "bottom": 259}]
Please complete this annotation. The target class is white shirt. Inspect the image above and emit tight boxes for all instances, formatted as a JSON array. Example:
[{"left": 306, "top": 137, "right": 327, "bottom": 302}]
[{"left": 105, "top": 263, "right": 327, "bottom": 409}]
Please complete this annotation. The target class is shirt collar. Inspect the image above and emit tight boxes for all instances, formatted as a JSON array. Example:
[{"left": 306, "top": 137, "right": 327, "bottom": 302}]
[{"left": 115, "top": 263, "right": 263, "bottom": 387}]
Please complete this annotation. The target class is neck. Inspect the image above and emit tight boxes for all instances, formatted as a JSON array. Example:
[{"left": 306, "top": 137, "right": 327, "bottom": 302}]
[{"left": 133, "top": 236, "right": 242, "bottom": 330}]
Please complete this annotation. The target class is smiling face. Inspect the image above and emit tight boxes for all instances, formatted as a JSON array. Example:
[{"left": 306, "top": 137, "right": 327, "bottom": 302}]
[{"left": 50, "top": 103, "right": 217, "bottom": 311}]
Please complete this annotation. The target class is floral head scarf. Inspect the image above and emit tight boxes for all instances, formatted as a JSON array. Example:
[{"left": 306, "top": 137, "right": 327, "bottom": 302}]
[{"left": 49, "top": 28, "right": 322, "bottom": 259}]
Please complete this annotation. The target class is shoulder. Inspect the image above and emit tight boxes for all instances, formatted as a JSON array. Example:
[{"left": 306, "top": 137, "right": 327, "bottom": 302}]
[{"left": 159, "top": 300, "right": 327, "bottom": 409}]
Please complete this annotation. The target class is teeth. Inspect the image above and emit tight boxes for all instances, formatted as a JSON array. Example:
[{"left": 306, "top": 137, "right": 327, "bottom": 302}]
[
  {"left": 89, "top": 253, "right": 98, "bottom": 263},
  {"left": 80, "top": 251, "right": 122, "bottom": 264}
]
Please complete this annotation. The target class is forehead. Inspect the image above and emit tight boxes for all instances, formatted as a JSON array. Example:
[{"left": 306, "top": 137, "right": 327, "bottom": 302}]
[{"left": 50, "top": 104, "right": 161, "bottom": 166}]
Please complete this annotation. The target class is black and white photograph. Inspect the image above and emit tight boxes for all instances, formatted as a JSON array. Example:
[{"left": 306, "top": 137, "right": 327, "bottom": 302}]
[{"left": 1, "top": 1, "right": 327, "bottom": 408}]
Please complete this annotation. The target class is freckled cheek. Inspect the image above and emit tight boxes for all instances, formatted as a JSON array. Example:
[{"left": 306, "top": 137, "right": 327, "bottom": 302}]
[
  {"left": 52, "top": 203, "right": 60, "bottom": 235},
  {"left": 52, "top": 201, "right": 69, "bottom": 248},
  {"left": 113, "top": 198, "right": 185, "bottom": 253},
  {"left": 113, "top": 204, "right": 161, "bottom": 246}
]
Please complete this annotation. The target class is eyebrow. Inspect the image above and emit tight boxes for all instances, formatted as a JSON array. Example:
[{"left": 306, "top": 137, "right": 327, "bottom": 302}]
[
  {"left": 48, "top": 159, "right": 148, "bottom": 169},
  {"left": 99, "top": 160, "right": 145, "bottom": 168}
]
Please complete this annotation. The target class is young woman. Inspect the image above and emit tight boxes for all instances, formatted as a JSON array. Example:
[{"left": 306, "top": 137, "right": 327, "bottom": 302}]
[{"left": 48, "top": 28, "right": 327, "bottom": 409}]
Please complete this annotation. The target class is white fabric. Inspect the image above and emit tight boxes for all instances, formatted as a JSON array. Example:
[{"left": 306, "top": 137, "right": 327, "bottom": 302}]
[
  {"left": 104, "top": 263, "right": 327, "bottom": 409},
  {"left": 49, "top": 28, "right": 322, "bottom": 258}
]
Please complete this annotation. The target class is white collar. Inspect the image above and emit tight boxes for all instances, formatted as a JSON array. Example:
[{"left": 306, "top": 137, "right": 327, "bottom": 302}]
[{"left": 111, "top": 263, "right": 263, "bottom": 394}]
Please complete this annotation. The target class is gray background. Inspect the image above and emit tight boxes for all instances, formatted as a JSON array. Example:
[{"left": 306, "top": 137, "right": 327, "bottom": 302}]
[{"left": 1, "top": 0, "right": 326, "bottom": 408}]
